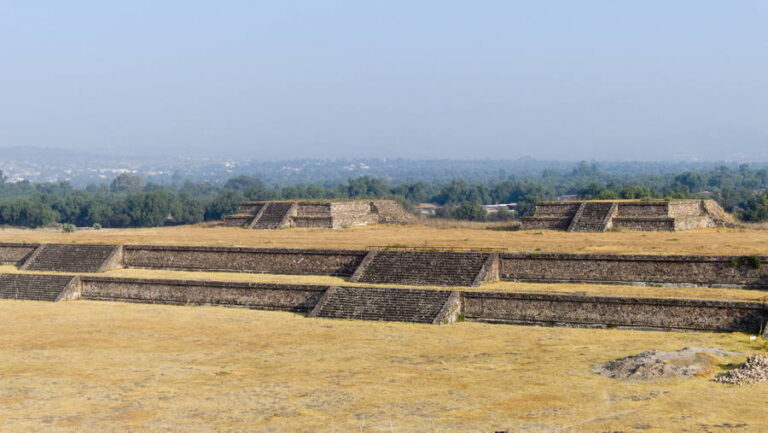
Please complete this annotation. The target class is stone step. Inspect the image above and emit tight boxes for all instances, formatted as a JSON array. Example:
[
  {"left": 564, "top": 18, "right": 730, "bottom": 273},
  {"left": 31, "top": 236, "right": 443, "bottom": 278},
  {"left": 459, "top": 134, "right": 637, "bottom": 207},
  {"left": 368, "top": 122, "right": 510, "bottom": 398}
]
[
  {"left": 0, "top": 274, "right": 77, "bottom": 301},
  {"left": 354, "top": 251, "right": 489, "bottom": 286},
  {"left": 310, "top": 286, "right": 454, "bottom": 323},
  {"left": 569, "top": 202, "right": 615, "bottom": 232},
  {"left": 251, "top": 203, "right": 294, "bottom": 229},
  {"left": 236, "top": 203, "right": 265, "bottom": 215},
  {"left": 22, "top": 244, "right": 120, "bottom": 273}
]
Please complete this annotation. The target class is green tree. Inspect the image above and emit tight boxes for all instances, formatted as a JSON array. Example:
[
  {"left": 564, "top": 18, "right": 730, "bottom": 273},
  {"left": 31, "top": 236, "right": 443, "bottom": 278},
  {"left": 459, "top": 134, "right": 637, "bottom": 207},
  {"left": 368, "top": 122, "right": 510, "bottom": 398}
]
[
  {"left": 110, "top": 173, "right": 144, "bottom": 193},
  {"left": 451, "top": 202, "right": 487, "bottom": 221}
]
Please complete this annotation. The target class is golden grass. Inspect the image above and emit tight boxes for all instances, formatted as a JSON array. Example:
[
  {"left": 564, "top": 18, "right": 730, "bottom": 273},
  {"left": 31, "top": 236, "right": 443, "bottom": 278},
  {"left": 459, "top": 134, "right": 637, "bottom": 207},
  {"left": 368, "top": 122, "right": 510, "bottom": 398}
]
[
  {"left": 0, "top": 300, "right": 765, "bottom": 433},
  {"left": 3, "top": 265, "right": 766, "bottom": 303},
  {"left": 2, "top": 223, "right": 768, "bottom": 255}
]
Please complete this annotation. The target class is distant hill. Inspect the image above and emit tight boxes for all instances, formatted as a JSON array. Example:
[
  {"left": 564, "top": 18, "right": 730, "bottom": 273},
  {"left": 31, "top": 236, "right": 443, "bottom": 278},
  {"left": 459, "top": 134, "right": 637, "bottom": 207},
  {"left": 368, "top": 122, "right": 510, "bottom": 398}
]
[{"left": 0, "top": 146, "right": 98, "bottom": 161}]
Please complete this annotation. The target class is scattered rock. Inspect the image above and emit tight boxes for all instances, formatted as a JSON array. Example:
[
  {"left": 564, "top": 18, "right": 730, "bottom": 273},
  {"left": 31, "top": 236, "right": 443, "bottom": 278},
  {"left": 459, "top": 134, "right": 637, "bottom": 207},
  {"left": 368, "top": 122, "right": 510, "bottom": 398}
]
[
  {"left": 593, "top": 347, "right": 739, "bottom": 381},
  {"left": 714, "top": 354, "right": 768, "bottom": 385}
]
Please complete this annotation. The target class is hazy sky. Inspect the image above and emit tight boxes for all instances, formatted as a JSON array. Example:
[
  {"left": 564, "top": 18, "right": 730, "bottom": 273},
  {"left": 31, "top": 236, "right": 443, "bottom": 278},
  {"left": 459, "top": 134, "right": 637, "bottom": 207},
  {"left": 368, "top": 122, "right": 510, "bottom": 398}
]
[{"left": 1, "top": 1, "right": 767, "bottom": 160}]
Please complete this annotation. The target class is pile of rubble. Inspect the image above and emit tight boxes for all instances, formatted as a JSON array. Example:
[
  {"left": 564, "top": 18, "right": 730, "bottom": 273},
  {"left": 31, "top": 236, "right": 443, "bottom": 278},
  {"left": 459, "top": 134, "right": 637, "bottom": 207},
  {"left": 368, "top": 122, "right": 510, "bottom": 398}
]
[
  {"left": 715, "top": 354, "right": 768, "bottom": 385},
  {"left": 593, "top": 347, "right": 738, "bottom": 381}
]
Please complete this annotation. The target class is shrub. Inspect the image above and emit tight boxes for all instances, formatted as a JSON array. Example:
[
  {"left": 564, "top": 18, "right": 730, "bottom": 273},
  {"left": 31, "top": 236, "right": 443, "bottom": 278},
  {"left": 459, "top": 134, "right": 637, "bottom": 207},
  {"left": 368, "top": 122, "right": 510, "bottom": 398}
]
[
  {"left": 730, "top": 256, "right": 762, "bottom": 269},
  {"left": 449, "top": 202, "right": 487, "bottom": 221},
  {"left": 61, "top": 223, "right": 77, "bottom": 233},
  {"left": 92, "top": 223, "right": 102, "bottom": 230}
]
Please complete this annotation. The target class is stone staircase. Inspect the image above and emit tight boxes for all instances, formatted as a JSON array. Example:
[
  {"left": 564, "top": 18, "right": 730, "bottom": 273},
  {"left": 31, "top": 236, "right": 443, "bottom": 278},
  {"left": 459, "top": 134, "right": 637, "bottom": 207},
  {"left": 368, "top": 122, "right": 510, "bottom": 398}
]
[
  {"left": 222, "top": 203, "right": 266, "bottom": 227},
  {"left": 568, "top": 202, "right": 616, "bottom": 232},
  {"left": 21, "top": 244, "right": 120, "bottom": 273},
  {"left": 309, "top": 286, "right": 457, "bottom": 323},
  {"left": 351, "top": 250, "right": 490, "bottom": 286},
  {"left": 0, "top": 274, "right": 78, "bottom": 301},
  {"left": 251, "top": 202, "right": 295, "bottom": 229}
]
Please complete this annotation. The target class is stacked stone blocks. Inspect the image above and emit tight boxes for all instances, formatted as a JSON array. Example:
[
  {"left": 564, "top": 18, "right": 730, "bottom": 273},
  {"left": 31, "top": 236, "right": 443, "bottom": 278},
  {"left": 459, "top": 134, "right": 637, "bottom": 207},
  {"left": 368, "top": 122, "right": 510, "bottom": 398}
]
[
  {"left": 523, "top": 199, "right": 733, "bottom": 232},
  {"left": 0, "top": 274, "right": 80, "bottom": 301},
  {"left": 309, "top": 286, "right": 458, "bottom": 323},
  {"left": 350, "top": 250, "right": 491, "bottom": 286},
  {"left": 20, "top": 244, "right": 122, "bottom": 273},
  {"left": 223, "top": 200, "right": 409, "bottom": 229}
]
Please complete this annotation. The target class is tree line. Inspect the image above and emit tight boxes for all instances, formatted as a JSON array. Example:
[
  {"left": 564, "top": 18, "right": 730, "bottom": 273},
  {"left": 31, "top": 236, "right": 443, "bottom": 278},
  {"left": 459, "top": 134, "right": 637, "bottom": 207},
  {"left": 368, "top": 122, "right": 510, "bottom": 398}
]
[{"left": 0, "top": 162, "right": 766, "bottom": 228}]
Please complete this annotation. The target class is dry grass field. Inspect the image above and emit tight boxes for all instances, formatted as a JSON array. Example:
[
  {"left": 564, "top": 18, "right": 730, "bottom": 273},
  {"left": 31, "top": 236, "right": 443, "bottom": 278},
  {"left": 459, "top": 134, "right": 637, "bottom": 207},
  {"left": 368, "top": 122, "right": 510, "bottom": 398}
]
[
  {"left": 1, "top": 223, "right": 768, "bottom": 255},
  {"left": 0, "top": 301, "right": 766, "bottom": 433},
  {"left": 2, "top": 223, "right": 767, "bottom": 432}
]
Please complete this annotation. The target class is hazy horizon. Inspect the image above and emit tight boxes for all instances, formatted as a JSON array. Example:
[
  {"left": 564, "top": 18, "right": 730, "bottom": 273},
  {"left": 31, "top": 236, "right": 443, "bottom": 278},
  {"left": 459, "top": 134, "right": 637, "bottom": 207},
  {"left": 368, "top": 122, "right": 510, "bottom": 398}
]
[{"left": 2, "top": 1, "right": 767, "bottom": 161}]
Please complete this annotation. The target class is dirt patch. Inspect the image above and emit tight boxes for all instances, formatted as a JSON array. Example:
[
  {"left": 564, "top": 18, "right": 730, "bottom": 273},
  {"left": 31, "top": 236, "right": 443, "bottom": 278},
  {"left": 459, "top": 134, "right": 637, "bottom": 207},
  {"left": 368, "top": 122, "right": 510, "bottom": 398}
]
[
  {"left": 593, "top": 347, "right": 740, "bottom": 381},
  {"left": 715, "top": 354, "right": 768, "bottom": 385}
]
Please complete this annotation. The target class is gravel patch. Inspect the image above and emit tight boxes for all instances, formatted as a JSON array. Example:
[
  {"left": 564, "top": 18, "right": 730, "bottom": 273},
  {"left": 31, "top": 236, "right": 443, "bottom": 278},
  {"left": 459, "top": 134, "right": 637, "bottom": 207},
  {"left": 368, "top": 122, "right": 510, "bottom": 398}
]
[
  {"left": 593, "top": 347, "right": 740, "bottom": 381},
  {"left": 714, "top": 354, "right": 768, "bottom": 385}
]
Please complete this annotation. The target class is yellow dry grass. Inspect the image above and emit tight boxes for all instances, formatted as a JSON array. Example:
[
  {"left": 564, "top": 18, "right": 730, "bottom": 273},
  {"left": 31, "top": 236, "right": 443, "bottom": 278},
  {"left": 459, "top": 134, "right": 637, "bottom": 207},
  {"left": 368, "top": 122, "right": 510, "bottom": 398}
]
[
  {"left": 0, "top": 300, "right": 765, "bottom": 433},
  {"left": 1, "top": 223, "right": 768, "bottom": 255}
]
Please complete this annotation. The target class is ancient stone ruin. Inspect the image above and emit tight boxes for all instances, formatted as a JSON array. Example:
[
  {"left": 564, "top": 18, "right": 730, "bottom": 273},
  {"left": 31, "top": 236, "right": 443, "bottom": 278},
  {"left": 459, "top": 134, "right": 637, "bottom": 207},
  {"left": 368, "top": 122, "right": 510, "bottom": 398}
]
[
  {"left": 222, "top": 200, "right": 410, "bottom": 229},
  {"left": 521, "top": 199, "right": 733, "bottom": 232},
  {"left": 1, "top": 242, "right": 767, "bottom": 333}
]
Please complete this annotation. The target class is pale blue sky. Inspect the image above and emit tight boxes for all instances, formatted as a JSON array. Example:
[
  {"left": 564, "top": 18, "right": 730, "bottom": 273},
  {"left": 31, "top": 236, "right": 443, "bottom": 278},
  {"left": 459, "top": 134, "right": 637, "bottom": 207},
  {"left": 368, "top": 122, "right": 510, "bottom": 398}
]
[{"left": 1, "top": 1, "right": 766, "bottom": 160}]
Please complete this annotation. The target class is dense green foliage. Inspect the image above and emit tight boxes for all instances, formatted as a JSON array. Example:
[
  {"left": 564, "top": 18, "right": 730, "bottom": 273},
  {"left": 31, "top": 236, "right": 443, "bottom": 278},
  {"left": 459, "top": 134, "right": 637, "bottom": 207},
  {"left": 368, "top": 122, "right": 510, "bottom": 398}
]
[{"left": 0, "top": 163, "right": 767, "bottom": 227}]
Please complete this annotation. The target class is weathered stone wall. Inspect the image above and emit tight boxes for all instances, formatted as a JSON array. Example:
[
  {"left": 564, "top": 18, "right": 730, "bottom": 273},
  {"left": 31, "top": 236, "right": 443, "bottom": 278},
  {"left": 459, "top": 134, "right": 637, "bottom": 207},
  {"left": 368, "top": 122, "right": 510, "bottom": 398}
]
[
  {"left": 73, "top": 276, "right": 768, "bottom": 332},
  {"left": 524, "top": 199, "right": 733, "bottom": 232},
  {"left": 122, "top": 245, "right": 366, "bottom": 275},
  {"left": 0, "top": 243, "right": 38, "bottom": 265},
  {"left": 224, "top": 200, "right": 410, "bottom": 229},
  {"left": 500, "top": 253, "right": 768, "bottom": 287},
  {"left": 674, "top": 215, "right": 713, "bottom": 231},
  {"left": 371, "top": 200, "right": 413, "bottom": 224},
  {"left": 462, "top": 291, "right": 768, "bottom": 333},
  {"left": 532, "top": 203, "right": 580, "bottom": 217},
  {"left": 80, "top": 277, "right": 326, "bottom": 311},
  {"left": 611, "top": 218, "right": 676, "bottom": 231},
  {"left": 473, "top": 254, "right": 500, "bottom": 286},
  {"left": 291, "top": 217, "right": 334, "bottom": 228},
  {"left": 616, "top": 203, "right": 668, "bottom": 217},
  {"left": 296, "top": 203, "right": 332, "bottom": 217},
  {"left": 703, "top": 199, "right": 735, "bottom": 224},
  {"left": 668, "top": 200, "right": 704, "bottom": 218},
  {"left": 519, "top": 217, "right": 572, "bottom": 230},
  {"left": 330, "top": 201, "right": 378, "bottom": 228},
  {"left": 222, "top": 215, "right": 252, "bottom": 227},
  {"left": 237, "top": 203, "right": 264, "bottom": 215}
]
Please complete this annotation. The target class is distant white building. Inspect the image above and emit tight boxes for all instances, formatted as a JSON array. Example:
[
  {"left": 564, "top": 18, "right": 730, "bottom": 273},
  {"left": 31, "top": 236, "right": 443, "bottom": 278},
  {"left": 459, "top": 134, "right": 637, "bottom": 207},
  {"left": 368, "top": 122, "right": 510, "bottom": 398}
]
[
  {"left": 481, "top": 203, "right": 517, "bottom": 213},
  {"left": 414, "top": 203, "right": 441, "bottom": 217},
  {"left": 557, "top": 194, "right": 580, "bottom": 201}
]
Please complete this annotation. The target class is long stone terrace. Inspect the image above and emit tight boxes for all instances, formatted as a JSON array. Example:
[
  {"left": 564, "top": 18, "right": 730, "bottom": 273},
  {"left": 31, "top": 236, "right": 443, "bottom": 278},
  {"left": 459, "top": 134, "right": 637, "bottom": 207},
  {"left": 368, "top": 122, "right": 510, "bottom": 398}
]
[
  {"left": 2, "top": 273, "right": 766, "bottom": 335},
  {"left": 1, "top": 243, "right": 768, "bottom": 289}
]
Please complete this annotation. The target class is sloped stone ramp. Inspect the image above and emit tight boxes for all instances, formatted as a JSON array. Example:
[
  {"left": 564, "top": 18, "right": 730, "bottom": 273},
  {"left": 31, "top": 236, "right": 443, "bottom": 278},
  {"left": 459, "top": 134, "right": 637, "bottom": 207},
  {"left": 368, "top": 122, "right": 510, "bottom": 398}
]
[
  {"left": 20, "top": 244, "right": 121, "bottom": 273},
  {"left": 250, "top": 202, "right": 295, "bottom": 229},
  {"left": 0, "top": 274, "right": 79, "bottom": 301},
  {"left": 309, "top": 286, "right": 459, "bottom": 324},
  {"left": 350, "top": 250, "right": 494, "bottom": 286}
]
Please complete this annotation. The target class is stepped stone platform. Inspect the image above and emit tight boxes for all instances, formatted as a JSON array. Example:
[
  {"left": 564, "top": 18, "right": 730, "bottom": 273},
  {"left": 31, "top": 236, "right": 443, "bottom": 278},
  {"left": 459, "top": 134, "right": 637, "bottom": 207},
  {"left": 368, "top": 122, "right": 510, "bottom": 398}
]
[
  {"left": 20, "top": 244, "right": 122, "bottom": 273},
  {"left": 309, "top": 286, "right": 459, "bottom": 324},
  {"left": 0, "top": 274, "right": 79, "bottom": 301},
  {"left": 522, "top": 199, "right": 734, "bottom": 232},
  {"left": 0, "top": 243, "right": 38, "bottom": 265},
  {"left": 223, "top": 200, "right": 410, "bottom": 229},
  {"left": 3, "top": 273, "right": 765, "bottom": 333},
  {"left": 350, "top": 250, "right": 497, "bottom": 287}
]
